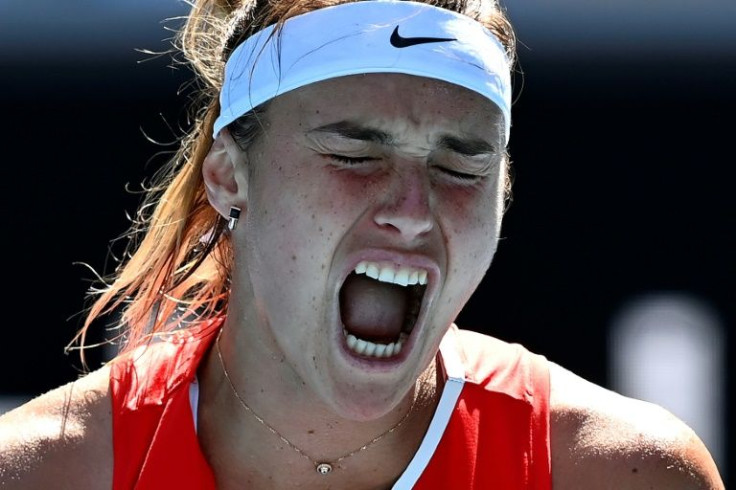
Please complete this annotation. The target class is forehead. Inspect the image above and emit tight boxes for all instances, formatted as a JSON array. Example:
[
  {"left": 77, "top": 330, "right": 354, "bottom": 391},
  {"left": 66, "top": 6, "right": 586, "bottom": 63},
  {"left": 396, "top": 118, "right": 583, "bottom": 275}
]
[{"left": 267, "top": 73, "right": 505, "bottom": 141}]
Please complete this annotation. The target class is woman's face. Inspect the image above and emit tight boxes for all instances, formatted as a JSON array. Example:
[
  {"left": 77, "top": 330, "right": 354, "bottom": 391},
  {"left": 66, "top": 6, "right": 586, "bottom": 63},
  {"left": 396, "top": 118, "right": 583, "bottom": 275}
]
[{"left": 230, "top": 73, "right": 507, "bottom": 419}]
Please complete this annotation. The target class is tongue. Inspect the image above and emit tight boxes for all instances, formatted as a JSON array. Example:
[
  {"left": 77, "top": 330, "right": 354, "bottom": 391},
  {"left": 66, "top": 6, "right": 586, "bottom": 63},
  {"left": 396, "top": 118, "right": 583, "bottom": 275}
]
[{"left": 339, "top": 274, "right": 409, "bottom": 341}]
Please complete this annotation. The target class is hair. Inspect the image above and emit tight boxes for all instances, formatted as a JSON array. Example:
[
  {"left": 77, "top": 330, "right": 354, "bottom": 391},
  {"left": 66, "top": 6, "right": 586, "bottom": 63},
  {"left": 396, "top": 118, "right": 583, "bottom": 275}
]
[{"left": 68, "top": 0, "right": 518, "bottom": 365}]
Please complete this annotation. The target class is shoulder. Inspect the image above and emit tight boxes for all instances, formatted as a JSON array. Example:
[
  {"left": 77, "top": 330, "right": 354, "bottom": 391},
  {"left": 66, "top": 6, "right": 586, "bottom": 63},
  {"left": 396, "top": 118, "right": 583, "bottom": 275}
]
[
  {"left": 548, "top": 361, "right": 724, "bottom": 489},
  {"left": 110, "top": 329, "right": 218, "bottom": 394},
  {"left": 450, "top": 327, "right": 549, "bottom": 401},
  {"left": 0, "top": 365, "right": 113, "bottom": 490},
  {"left": 451, "top": 326, "right": 543, "bottom": 374}
]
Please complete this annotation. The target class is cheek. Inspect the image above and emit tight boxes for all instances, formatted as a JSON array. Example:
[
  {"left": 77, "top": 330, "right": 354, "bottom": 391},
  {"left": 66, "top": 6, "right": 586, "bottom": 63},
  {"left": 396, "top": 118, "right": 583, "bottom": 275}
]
[
  {"left": 442, "top": 175, "right": 503, "bottom": 233},
  {"left": 247, "top": 162, "right": 355, "bottom": 266},
  {"left": 441, "top": 179, "right": 504, "bottom": 272},
  {"left": 449, "top": 207, "right": 499, "bottom": 272}
]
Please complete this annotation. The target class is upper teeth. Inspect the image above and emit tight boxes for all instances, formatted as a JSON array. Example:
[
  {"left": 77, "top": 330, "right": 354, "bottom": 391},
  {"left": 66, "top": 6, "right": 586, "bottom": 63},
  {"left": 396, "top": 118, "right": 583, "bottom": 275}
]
[{"left": 354, "top": 261, "right": 428, "bottom": 286}]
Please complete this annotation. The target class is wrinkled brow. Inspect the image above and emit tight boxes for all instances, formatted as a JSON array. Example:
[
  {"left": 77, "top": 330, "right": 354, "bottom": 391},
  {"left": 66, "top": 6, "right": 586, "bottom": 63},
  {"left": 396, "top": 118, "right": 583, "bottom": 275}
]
[
  {"left": 310, "top": 121, "right": 496, "bottom": 156},
  {"left": 310, "top": 122, "right": 393, "bottom": 145},
  {"left": 438, "top": 135, "right": 496, "bottom": 156}
]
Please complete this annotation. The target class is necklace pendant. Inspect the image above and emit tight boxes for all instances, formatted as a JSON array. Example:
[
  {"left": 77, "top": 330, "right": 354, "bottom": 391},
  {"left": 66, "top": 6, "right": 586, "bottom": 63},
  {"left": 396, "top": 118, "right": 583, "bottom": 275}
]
[{"left": 316, "top": 463, "right": 333, "bottom": 475}]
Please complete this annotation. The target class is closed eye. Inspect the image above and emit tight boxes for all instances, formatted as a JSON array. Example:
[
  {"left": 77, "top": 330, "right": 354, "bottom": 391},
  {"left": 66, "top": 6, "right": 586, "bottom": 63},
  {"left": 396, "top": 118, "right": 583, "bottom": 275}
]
[
  {"left": 327, "top": 154, "right": 377, "bottom": 165},
  {"left": 436, "top": 167, "right": 484, "bottom": 182},
  {"left": 431, "top": 154, "right": 495, "bottom": 183}
]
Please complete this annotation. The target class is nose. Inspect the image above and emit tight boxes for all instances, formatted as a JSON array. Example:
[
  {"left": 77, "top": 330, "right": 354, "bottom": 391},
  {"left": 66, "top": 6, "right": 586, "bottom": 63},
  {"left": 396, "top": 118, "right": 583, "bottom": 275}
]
[{"left": 373, "top": 164, "right": 434, "bottom": 241}]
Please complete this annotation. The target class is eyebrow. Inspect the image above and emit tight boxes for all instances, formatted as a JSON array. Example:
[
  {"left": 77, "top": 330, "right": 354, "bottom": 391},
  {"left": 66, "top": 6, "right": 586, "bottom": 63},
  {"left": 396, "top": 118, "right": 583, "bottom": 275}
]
[
  {"left": 309, "top": 121, "right": 393, "bottom": 145},
  {"left": 438, "top": 135, "right": 496, "bottom": 156},
  {"left": 309, "top": 121, "right": 496, "bottom": 156}
]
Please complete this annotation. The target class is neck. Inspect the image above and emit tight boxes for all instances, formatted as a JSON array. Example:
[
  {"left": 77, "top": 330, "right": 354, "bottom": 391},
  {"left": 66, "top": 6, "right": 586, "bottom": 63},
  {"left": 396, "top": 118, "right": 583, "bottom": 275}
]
[{"left": 195, "top": 324, "right": 441, "bottom": 488}]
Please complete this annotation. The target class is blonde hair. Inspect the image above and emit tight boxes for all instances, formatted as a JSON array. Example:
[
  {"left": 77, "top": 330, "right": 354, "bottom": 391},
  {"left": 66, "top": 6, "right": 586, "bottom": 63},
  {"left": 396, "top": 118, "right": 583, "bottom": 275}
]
[{"left": 70, "top": 0, "right": 518, "bottom": 363}]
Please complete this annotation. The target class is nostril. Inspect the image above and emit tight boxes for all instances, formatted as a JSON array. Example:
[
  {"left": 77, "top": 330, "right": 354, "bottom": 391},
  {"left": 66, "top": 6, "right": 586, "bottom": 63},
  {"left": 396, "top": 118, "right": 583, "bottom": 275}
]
[{"left": 374, "top": 211, "right": 433, "bottom": 238}]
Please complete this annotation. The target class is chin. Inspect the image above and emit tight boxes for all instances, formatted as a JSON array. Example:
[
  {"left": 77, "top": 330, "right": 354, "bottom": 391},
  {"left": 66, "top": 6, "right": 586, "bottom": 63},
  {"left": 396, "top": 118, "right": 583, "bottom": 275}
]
[{"left": 318, "top": 360, "right": 420, "bottom": 421}]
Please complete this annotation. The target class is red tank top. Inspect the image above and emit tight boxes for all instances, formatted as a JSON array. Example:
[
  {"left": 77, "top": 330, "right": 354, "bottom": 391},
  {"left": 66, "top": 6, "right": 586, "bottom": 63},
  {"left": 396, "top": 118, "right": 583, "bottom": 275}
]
[{"left": 110, "top": 323, "right": 551, "bottom": 489}]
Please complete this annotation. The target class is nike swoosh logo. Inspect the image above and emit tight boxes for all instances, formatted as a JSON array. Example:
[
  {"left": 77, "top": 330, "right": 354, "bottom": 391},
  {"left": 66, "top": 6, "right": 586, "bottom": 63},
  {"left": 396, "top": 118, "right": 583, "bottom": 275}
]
[{"left": 389, "top": 26, "right": 456, "bottom": 48}]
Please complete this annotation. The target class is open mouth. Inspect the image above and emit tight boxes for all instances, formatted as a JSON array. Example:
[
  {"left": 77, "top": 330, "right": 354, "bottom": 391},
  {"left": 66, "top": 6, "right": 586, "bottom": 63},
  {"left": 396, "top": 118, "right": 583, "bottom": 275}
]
[{"left": 339, "top": 260, "right": 427, "bottom": 359}]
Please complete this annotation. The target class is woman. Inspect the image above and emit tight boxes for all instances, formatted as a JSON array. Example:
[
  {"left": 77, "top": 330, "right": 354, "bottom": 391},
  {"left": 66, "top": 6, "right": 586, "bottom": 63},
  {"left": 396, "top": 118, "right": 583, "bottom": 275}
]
[{"left": 0, "top": 0, "right": 724, "bottom": 488}]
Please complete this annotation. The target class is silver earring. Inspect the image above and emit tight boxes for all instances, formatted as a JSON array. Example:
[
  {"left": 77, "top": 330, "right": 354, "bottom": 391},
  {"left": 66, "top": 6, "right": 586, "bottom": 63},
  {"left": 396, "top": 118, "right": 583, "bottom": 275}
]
[{"left": 227, "top": 206, "right": 241, "bottom": 231}]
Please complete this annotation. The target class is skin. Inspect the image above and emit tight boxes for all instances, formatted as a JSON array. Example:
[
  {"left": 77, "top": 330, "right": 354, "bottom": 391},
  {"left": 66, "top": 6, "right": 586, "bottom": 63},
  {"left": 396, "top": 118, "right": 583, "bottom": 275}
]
[
  {"left": 207, "top": 73, "right": 507, "bottom": 420},
  {"left": 0, "top": 74, "right": 725, "bottom": 489},
  {"left": 198, "top": 73, "right": 507, "bottom": 487}
]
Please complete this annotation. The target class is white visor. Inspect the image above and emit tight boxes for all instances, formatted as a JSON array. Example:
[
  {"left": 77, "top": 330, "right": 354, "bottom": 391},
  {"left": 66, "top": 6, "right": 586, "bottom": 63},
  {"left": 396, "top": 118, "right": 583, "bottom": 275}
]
[{"left": 213, "top": 0, "right": 512, "bottom": 143}]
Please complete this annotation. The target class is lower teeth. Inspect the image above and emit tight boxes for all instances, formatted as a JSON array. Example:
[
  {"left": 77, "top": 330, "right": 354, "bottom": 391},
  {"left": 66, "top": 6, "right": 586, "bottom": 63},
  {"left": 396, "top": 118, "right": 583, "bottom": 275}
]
[{"left": 345, "top": 331, "right": 407, "bottom": 358}]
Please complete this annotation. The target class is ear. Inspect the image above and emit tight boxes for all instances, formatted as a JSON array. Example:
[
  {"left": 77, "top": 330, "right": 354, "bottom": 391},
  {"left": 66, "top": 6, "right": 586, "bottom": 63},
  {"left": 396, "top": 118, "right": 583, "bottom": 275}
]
[{"left": 203, "top": 127, "right": 249, "bottom": 219}]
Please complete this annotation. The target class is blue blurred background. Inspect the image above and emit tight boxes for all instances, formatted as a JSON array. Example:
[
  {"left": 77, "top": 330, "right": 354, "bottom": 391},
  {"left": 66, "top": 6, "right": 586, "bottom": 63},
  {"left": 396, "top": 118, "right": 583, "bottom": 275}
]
[{"left": 1, "top": 0, "right": 733, "bottom": 483}]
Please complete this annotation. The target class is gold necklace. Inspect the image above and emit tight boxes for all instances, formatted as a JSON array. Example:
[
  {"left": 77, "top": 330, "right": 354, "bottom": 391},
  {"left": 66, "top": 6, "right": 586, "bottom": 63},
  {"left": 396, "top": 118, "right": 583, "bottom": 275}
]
[{"left": 215, "top": 331, "right": 419, "bottom": 475}]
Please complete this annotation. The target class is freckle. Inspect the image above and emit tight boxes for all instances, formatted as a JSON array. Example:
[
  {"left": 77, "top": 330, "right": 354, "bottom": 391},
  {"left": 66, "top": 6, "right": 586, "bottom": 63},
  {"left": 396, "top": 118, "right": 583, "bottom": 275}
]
[
  {"left": 318, "top": 226, "right": 323, "bottom": 232},
  {"left": 292, "top": 255, "right": 297, "bottom": 261},
  {"left": 260, "top": 388, "right": 264, "bottom": 393},
  {"left": 311, "top": 214, "right": 316, "bottom": 220},
  {"left": 307, "top": 429, "right": 315, "bottom": 434}
]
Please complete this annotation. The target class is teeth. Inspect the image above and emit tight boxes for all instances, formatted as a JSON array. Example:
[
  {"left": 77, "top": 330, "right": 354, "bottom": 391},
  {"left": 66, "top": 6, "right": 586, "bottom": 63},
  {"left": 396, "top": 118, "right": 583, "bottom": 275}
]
[
  {"left": 344, "top": 332, "right": 406, "bottom": 358},
  {"left": 366, "top": 263, "right": 380, "bottom": 280},
  {"left": 354, "top": 261, "right": 428, "bottom": 287},
  {"left": 374, "top": 344, "right": 387, "bottom": 357},
  {"left": 378, "top": 268, "right": 395, "bottom": 283},
  {"left": 394, "top": 269, "right": 409, "bottom": 286},
  {"left": 418, "top": 270, "right": 427, "bottom": 285},
  {"left": 363, "top": 341, "right": 376, "bottom": 357}
]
